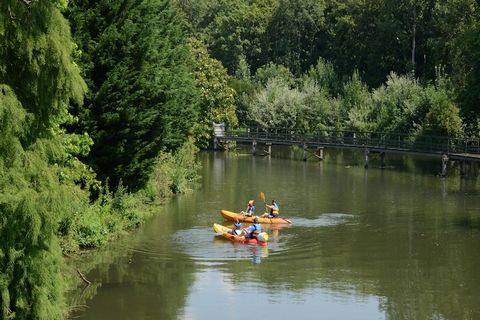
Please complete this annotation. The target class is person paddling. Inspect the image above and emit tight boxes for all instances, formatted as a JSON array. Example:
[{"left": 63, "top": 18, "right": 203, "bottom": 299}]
[
  {"left": 242, "top": 216, "right": 262, "bottom": 238},
  {"left": 262, "top": 199, "right": 279, "bottom": 218}
]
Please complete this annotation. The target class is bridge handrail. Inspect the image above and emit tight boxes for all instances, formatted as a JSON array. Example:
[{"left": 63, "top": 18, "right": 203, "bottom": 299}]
[{"left": 221, "top": 127, "right": 480, "bottom": 154}]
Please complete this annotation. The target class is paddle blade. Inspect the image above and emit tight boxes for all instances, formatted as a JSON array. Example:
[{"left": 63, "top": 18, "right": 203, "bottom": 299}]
[{"left": 260, "top": 192, "right": 265, "bottom": 202}]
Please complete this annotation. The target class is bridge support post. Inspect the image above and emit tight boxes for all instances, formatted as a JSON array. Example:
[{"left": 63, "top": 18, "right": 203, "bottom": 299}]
[
  {"left": 441, "top": 154, "right": 449, "bottom": 177},
  {"left": 265, "top": 143, "right": 272, "bottom": 155},
  {"left": 380, "top": 152, "right": 386, "bottom": 168},
  {"left": 252, "top": 140, "right": 257, "bottom": 155},
  {"left": 303, "top": 143, "right": 308, "bottom": 161},
  {"left": 315, "top": 147, "right": 324, "bottom": 160},
  {"left": 364, "top": 148, "right": 370, "bottom": 169},
  {"left": 460, "top": 160, "right": 467, "bottom": 176},
  {"left": 212, "top": 122, "right": 225, "bottom": 151}
]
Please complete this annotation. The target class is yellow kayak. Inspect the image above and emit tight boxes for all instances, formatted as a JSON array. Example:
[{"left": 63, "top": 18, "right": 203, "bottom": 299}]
[
  {"left": 220, "top": 210, "right": 292, "bottom": 224},
  {"left": 213, "top": 223, "right": 268, "bottom": 245}
]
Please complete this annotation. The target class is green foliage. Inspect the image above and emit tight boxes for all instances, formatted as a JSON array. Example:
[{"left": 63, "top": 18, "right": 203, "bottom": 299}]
[
  {"left": 341, "top": 70, "right": 374, "bottom": 132},
  {"left": 454, "top": 19, "right": 480, "bottom": 135},
  {"left": 230, "top": 55, "right": 257, "bottom": 125},
  {"left": 247, "top": 65, "right": 337, "bottom": 131},
  {"left": 170, "top": 137, "right": 201, "bottom": 193},
  {"left": 0, "top": 1, "right": 89, "bottom": 318},
  {"left": 70, "top": 185, "right": 145, "bottom": 248},
  {"left": 187, "top": 38, "right": 238, "bottom": 148},
  {"left": 420, "top": 74, "right": 464, "bottom": 138},
  {"left": 200, "top": 0, "right": 277, "bottom": 73},
  {"left": 255, "top": 63, "right": 295, "bottom": 87},
  {"left": 303, "top": 58, "right": 340, "bottom": 97},
  {"left": 422, "top": 89, "right": 463, "bottom": 138},
  {"left": 69, "top": 0, "right": 199, "bottom": 191},
  {"left": 0, "top": 0, "right": 86, "bottom": 144},
  {"left": 0, "top": 122, "right": 70, "bottom": 320},
  {"left": 147, "top": 137, "right": 201, "bottom": 198},
  {"left": 371, "top": 73, "right": 427, "bottom": 134},
  {"left": 264, "top": 0, "right": 326, "bottom": 75}
]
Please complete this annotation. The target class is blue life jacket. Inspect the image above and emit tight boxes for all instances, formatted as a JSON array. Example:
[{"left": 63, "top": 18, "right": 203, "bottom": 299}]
[{"left": 246, "top": 223, "right": 262, "bottom": 238}]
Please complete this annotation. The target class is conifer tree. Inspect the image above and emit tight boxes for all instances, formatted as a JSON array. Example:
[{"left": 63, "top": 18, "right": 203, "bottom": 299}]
[{"left": 69, "top": 0, "right": 199, "bottom": 191}]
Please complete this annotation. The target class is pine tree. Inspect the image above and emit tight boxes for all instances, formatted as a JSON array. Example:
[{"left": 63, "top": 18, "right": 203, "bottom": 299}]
[{"left": 69, "top": 0, "right": 200, "bottom": 191}]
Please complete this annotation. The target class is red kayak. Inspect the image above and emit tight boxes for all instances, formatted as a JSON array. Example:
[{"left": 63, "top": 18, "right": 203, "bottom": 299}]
[{"left": 213, "top": 223, "right": 268, "bottom": 246}]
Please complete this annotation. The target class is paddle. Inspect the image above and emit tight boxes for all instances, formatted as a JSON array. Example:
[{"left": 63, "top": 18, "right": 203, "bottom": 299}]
[
  {"left": 260, "top": 191, "right": 274, "bottom": 223},
  {"left": 259, "top": 191, "right": 266, "bottom": 204}
]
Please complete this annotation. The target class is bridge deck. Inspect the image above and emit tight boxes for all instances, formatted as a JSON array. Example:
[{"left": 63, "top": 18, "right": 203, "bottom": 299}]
[{"left": 216, "top": 127, "right": 480, "bottom": 162}]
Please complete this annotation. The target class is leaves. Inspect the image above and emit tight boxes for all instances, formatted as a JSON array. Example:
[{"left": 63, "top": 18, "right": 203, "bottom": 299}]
[{"left": 70, "top": 0, "right": 200, "bottom": 191}]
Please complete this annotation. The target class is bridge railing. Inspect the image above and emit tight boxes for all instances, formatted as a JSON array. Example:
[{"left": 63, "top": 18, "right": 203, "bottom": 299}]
[{"left": 222, "top": 127, "right": 480, "bottom": 155}]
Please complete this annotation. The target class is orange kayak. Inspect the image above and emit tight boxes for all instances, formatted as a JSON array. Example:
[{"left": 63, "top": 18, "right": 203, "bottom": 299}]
[
  {"left": 220, "top": 210, "right": 292, "bottom": 224},
  {"left": 213, "top": 223, "right": 268, "bottom": 246}
]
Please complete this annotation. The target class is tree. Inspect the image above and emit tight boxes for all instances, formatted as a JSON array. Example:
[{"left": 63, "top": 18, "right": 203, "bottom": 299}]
[
  {"left": 187, "top": 38, "right": 238, "bottom": 148},
  {"left": 421, "top": 72, "right": 464, "bottom": 138},
  {"left": 303, "top": 57, "right": 340, "bottom": 97},
  {"left": 202, "top": 0, "right": 277, "bottom": 73},
  {"left": 247, "top": 64, "right": 338, "bottom": 131},
  {"left": 341, "top": 70, "right": 374, "bottom": 131},
  {"left": 454, "top": 19, "right": 480, "bottom": 135},
  {"left": 371, "top": 73, "right": 427, "bottom": 134},
  {"left": 69, "top": 0, "right": 200, "bottom": 191},
  {"left": 265, "top": 0, "right": 326, "bottom": 75},
  {"left": 0, "top": 0, "right": 88, "bottom": 318}
]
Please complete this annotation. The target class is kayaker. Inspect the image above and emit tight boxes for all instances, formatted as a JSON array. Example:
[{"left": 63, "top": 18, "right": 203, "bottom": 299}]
[
  {"left": 232, "top": 219, "right": 242, "bottom": 235},
  {"left": 240, "top": 200, "right": 255, "bottom": 216},
  {"left": 262, "top": 199, "right": 279, "bottom": 218},
  {"left": 242, "top": 216, "right": 262, "bottom": 238}
]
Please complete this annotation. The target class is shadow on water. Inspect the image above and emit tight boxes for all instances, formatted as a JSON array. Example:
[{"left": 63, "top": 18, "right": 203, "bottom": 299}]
[{"left": 454, "top": 216, "right": 480, "bottom": 230}]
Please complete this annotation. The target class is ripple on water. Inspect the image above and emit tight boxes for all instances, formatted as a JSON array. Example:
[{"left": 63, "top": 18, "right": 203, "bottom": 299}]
[
  {"left": 171, "top": 227, "right": 269, "bottom": 264},
  {"left": 167, "top": 213, "right": 355, "bottom": 265},
  {"left": 258, "top": 213, "right": 356, "bottom": 262},
  {"left": 289, "top": 213, "right": 355, "bottom": 227}
]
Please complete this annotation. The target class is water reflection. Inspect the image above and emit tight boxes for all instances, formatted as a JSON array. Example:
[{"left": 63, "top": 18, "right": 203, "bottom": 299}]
[{"left": 71, "top": 148, "right": 480, "bottom": 320}]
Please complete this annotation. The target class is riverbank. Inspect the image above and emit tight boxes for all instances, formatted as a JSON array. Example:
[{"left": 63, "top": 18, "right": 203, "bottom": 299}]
[{"left": 63, "top": 139, "right": 200, "bottom": 314}]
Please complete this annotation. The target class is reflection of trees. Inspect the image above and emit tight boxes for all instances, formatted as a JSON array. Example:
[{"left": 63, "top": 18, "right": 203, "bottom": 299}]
[
  {"left": 218, "top": 214, "right": 480, "bottom": 319},
  {"left": 68, "top": 150, "right": 480, "bottom": 319},
  {"left": 206, "top": 149, "right": 480, "bottom": 319},
  {"left": 66, "top": 213, "right": 195, "bottom": 319}
]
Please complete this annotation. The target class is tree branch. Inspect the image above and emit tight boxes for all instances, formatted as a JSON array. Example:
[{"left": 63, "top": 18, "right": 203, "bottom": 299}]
[
  {"left": 8, "top": 6, "right": 16, "bottom": 20},
  {"left": 77, "top": 270, "right": 91, "bottom": 286}
]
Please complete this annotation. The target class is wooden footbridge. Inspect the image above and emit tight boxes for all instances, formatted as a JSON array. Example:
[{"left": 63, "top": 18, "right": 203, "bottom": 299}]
[{"left": 213, "top": 125, "right": 480, "bottom": 176}]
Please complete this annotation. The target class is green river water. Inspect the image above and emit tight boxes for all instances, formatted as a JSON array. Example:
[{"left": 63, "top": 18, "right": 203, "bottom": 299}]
[{"left": 70, "top": 147, "right": 480, "bottom": 320}]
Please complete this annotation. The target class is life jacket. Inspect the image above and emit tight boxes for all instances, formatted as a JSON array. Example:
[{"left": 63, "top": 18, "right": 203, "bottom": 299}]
[
  {"left": 246, "top": 223, "right": 262, "bottom": 238},
  {"left": 270, "top": 203, "right": 279, "bottom": 215},
  {"left": 251, "top": 223, "right": 262, "bottom": 236}
]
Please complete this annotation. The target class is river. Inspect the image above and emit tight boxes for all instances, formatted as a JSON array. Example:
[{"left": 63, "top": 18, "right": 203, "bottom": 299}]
[{"left": 70, "top": 147, "right": 480, "bottom": 320}]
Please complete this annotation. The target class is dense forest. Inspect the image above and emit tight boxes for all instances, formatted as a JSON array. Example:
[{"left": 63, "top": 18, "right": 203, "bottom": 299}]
[{"left": 0, "top": 0, "right": 479, "bottom": 318}]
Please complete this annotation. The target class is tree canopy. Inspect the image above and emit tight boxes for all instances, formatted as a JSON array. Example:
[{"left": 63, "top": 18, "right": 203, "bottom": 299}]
[{"left": 69, "top": 0, "right": 200, "bottom": 191}]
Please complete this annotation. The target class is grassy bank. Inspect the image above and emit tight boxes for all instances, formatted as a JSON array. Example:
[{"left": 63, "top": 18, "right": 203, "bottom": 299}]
[{"left": 60, "top": 137, "right": 200, "bottom": 252}]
